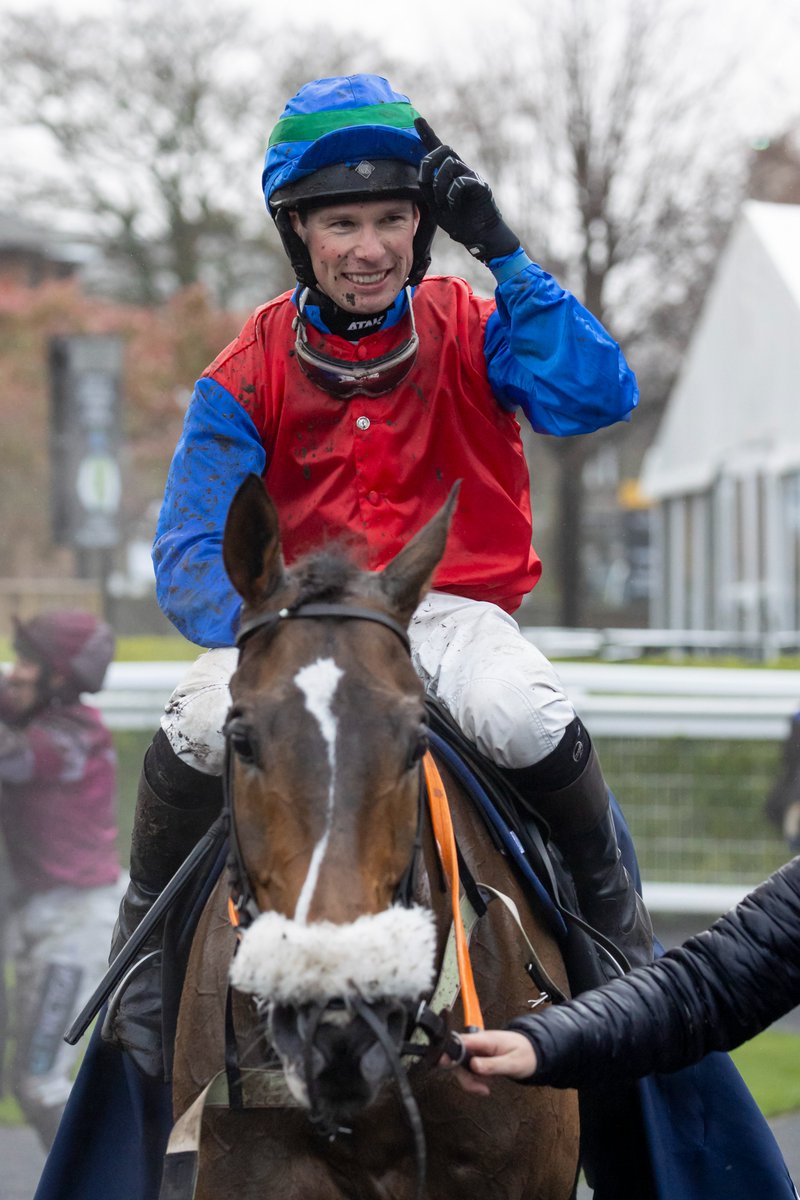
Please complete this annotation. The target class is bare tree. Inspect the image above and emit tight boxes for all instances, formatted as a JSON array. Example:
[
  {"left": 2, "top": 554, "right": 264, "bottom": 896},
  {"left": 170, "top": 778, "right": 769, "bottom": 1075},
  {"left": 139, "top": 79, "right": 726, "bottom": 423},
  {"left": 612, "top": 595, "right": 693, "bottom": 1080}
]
[
  {"left": 1, "top": 1, "right": 261, "bottom": 303},
  {"left": 0, "top": 1, "right": 399, "bottom": 307},
  {"left": 428, "top": 0, "right": 750, "bottom": 624}
]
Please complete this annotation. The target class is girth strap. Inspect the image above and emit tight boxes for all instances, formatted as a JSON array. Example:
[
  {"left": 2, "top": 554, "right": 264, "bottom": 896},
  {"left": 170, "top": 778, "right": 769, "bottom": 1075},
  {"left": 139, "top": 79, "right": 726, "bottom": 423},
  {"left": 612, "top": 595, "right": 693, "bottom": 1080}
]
[
  {"left": 158, "top": 1069, "right": 297, "bottom": 1200},
  {"left": 479, "top": 885, "right": 567, "bottom": 1004}
]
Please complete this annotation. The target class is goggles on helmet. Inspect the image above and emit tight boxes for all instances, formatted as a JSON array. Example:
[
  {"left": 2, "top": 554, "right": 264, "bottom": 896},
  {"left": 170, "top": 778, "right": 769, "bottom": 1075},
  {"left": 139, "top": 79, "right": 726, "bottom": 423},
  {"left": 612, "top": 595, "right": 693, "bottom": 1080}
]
[{"left": 292, "top": 287, "right": 419, "bottom": 399}]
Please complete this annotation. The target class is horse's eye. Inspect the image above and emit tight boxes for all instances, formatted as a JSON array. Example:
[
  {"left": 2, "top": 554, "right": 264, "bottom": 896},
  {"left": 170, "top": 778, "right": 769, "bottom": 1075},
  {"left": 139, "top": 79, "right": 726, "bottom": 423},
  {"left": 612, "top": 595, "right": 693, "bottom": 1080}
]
[
  {"left": 407, "top": 725, "right": 429, "bottom": 770},
  {"left": 225, "top": 718, "right": 259, "bottom": 765}
]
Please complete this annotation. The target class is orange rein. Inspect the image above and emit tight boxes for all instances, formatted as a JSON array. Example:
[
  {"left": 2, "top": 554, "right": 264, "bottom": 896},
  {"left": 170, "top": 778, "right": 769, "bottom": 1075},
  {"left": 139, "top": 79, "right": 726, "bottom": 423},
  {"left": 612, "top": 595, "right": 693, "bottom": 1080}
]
[
  {"left": 422, "top": 751, "right": 484, "bottom": 1031},
  {"left": 226, "top": 752, "right": 483, "bottom": 1030}
]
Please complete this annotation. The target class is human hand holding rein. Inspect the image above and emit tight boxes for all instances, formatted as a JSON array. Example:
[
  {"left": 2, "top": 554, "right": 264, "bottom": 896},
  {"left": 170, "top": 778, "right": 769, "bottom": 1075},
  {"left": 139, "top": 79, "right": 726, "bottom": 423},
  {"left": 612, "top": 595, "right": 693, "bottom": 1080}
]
[{"left": 441, "top": 1029, "right": 538, "bottom": 1096}]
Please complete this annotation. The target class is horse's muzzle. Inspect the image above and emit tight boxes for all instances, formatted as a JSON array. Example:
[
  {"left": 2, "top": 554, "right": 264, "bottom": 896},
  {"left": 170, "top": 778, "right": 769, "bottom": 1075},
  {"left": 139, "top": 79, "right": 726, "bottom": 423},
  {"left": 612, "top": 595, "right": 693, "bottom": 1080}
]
[{"left": 270, "top": 998, "right": 409, "bottom": 1121}]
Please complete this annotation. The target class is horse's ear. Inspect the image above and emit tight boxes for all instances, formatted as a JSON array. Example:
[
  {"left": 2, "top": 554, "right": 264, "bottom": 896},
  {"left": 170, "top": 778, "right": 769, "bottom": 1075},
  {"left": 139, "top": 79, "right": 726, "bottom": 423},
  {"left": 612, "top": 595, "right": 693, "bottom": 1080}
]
[
  {"left": 223, "top": 474, "right": 286, "bottom": 605},
  {"left": 379, "top": 482, "right": 460, "bottom": 621}
]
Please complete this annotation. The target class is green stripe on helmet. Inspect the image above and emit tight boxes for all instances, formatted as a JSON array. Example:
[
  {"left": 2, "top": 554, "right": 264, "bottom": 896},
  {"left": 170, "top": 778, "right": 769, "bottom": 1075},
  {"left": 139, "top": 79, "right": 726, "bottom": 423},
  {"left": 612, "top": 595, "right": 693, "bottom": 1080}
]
[{"left": 268, "top": 102, "right": 420, "bottom": 148}]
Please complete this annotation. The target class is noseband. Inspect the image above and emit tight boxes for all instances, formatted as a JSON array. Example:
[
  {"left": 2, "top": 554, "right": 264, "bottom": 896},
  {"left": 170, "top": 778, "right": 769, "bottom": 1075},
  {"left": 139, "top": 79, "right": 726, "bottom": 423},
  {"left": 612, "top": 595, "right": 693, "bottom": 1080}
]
[{"left": 226, "top": 600, "right": 416, "bottom": 928}]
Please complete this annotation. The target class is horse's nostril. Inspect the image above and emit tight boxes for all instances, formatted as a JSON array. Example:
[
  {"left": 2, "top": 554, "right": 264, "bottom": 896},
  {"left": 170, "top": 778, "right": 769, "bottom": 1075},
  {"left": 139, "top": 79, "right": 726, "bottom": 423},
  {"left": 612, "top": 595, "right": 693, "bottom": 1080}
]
[
  {"left": 360, "top": 1039, "right": 391, "bottom": 1088},
  {"left": 384, "top": 1002, "right": 408, "bottom": 1042}
]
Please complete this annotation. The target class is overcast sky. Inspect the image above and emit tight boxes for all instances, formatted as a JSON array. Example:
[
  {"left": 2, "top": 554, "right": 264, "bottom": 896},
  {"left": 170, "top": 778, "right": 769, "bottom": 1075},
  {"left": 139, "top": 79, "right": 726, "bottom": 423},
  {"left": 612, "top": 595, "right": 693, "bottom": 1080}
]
[
  {"left": 0, "top": 0, "right": 492, "bottom": 58},
  {"left": 1, "top": 0, "right": 798, "bottom": 139},
  {"left": 1, "top": 0, "right": 798, "bottom": 213}
]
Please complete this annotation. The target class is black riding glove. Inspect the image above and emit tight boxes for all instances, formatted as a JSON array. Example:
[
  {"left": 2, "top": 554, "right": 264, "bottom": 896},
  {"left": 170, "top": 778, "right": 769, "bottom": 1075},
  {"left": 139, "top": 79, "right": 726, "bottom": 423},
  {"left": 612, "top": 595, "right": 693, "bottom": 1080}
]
[{"left": 415, "top": 117, "right": 520, "bottom": 264}]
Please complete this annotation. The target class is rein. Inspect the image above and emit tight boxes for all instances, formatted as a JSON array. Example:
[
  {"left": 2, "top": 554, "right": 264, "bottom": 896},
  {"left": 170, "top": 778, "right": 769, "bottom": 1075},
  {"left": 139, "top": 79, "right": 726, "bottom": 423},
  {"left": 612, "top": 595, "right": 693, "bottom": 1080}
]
[{"left": 422, "top": 752, "right": 484, "bottom": 1032}]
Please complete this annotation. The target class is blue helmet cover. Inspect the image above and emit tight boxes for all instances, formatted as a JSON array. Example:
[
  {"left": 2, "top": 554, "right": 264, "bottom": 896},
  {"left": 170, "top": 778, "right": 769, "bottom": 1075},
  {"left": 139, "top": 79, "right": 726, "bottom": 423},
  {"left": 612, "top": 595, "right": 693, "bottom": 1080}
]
[{"left": 262, "top": 74, "right": 426, "bottom": 210}]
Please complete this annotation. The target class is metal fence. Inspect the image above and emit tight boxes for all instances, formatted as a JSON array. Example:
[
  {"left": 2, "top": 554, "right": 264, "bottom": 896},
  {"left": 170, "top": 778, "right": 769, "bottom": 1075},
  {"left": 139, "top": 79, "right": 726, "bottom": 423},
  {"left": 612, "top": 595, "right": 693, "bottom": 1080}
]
[
  {"left": 95, "top": 654, "right": 800, "bottom": 913},
  {"left": 552, "top": 660, "right": 797, "bottom": 908}
]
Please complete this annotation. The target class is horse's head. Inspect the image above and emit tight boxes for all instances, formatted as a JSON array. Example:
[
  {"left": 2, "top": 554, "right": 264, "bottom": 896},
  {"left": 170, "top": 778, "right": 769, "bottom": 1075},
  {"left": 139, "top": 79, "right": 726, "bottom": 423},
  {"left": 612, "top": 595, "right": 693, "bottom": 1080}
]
[{"left": 220, "top": 474, "right": 458, "bottom": 1123}]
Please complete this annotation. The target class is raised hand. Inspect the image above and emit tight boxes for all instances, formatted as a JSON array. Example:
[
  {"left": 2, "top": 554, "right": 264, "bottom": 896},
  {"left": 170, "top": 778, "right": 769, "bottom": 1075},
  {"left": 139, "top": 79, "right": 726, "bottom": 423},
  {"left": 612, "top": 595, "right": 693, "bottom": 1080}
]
[{"left": 415, "top": 117, "right": 520, "bottom": 263}]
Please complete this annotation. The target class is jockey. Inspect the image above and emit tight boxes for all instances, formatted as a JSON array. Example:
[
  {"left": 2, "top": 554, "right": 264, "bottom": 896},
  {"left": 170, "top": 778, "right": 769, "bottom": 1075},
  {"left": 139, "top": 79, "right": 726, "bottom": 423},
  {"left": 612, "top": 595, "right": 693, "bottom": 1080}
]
[
  {"left": 0, "top": 610, "right": 121, "bottom": 1148},
  {"left": 106, "top": 73, "right": 652, "bottom": 1079}
]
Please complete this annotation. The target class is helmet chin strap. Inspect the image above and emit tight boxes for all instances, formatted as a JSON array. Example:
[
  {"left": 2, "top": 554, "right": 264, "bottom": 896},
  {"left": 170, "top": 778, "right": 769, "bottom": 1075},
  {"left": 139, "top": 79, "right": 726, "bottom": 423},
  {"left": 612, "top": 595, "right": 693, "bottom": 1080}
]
[
  {"left": 292, "top": 287, "right": 419, "bottom": 399},
  {"left": 307, "top": 286, "right": 391, "bottom": 340}
]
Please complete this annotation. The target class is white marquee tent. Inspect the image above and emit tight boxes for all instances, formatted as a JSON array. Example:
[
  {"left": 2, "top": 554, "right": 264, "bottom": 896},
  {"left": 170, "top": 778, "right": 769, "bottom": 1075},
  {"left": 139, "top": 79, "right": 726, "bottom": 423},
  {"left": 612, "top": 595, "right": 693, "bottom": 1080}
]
[{"left": 641, "top": 200, "right": 800, "bottom": 638}]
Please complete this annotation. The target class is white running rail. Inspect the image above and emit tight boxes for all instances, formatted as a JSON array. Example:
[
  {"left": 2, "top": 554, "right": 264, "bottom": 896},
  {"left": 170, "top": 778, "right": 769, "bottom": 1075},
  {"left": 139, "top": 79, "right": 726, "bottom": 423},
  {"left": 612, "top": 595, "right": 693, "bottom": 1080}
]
[{"left": 96, "top": 656, "right": 800, "bottom": 740}]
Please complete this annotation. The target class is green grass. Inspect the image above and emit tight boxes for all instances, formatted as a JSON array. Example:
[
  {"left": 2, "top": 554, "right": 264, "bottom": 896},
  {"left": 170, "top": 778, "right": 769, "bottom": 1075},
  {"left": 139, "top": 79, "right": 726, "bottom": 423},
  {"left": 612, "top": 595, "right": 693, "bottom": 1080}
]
[
  {"left": 0, "top": 634, "right": 202, "bottom": 663},
  {"left": 0, "top": 1094, "right": 23, "bottom": 1125},
  {"left": 114, "top": 635, "right": 203, "bottom": 661},
  {"left": 731, "top": 1031, "right": 800, "bottom": 1117}
]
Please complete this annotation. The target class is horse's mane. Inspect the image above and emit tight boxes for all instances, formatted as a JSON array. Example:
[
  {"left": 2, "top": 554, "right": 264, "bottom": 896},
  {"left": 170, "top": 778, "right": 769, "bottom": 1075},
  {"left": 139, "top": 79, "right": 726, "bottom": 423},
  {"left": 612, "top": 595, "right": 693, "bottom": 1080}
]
[{"left": 289, "top": 546, "right": 378, "bottom": 608}]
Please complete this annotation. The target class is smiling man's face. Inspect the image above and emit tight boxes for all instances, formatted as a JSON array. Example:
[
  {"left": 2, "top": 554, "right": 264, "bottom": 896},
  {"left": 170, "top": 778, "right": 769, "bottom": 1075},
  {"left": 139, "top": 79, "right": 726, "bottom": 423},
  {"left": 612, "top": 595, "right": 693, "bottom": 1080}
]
[
  {"left": 3, "top": 656, "right": 44, "bottom": 719},
  {"left": 290, "top": 198, "right": 419, "bottom": 313}
]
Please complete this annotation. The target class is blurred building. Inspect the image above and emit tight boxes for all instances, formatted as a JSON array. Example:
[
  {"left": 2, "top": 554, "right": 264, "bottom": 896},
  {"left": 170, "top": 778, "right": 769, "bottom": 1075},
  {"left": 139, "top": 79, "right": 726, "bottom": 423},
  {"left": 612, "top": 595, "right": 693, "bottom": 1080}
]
[
  {"left": 0, "top": 214, "right": 94, "bottom": 287},
  {"left": 748, "top": 128, "right": 800, "bottom": 207},
  {"left": 641, "top": 200, "right": 800, "bottom": 642}
]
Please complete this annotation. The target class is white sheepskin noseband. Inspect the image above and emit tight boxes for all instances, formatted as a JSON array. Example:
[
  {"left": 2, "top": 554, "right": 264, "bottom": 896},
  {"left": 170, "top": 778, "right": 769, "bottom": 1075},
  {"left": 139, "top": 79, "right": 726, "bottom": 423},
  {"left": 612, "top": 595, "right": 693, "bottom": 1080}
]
[{"left": 229, "top": 905, "right": 437, "bottom": 1005}]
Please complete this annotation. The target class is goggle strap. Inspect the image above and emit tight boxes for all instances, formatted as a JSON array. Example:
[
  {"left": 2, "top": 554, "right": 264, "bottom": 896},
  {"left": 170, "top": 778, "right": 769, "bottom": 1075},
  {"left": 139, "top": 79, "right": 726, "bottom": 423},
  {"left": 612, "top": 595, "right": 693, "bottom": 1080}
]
[{"left": 293, "top": 287, "right": 418, "bottom": 396}]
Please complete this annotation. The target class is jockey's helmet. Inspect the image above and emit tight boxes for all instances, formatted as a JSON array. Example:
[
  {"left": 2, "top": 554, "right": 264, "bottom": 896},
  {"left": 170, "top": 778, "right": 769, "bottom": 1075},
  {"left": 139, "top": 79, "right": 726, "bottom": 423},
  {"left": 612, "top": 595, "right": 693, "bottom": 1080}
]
[
  {"left": 263, "top": 74, "right": 437, "bottom": 290},
  {"left": 13, "top": 609, "right": 115, "bottom": 696}
]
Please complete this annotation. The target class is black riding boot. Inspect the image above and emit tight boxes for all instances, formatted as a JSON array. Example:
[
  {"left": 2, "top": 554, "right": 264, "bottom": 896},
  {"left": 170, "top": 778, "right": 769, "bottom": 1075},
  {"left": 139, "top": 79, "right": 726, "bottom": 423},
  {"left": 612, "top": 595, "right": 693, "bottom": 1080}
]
[
  {"left": 507, "top": 721, "right": 652, "bottom": 972},
  {"left": 102, "top": 728, "right": 223, "bottom": 1078}
]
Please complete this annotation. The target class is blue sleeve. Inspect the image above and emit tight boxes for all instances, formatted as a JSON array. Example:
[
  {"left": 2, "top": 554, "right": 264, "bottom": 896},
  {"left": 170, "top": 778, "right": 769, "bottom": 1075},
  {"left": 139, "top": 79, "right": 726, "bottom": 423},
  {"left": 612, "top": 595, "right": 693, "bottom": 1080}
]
[
  {"left": 483, "top": 249, "right": 639, "bottom": 436},
  {"left": 152, "top": 378, "right": 267, "bottom": 648}
]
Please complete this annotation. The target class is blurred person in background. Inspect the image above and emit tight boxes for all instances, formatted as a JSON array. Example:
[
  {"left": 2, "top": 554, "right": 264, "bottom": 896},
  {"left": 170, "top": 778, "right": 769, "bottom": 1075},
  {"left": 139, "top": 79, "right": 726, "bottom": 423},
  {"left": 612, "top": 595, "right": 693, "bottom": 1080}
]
[{"left": 0, "top": 610, "right": 122, "bottom": 1150}]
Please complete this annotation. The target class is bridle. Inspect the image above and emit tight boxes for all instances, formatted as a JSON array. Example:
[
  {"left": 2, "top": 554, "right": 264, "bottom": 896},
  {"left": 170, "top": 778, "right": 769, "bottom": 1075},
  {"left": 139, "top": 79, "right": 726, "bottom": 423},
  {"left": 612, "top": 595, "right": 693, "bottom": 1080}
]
[
  {"left": 224, "top": 598, "right": 432, "bottom": 1195},
  {"left": 226, "top": 599, "right": 415, "bottom": 929},
  {"left": 236, "top": 600, "right": 411, "bottom": 653}
]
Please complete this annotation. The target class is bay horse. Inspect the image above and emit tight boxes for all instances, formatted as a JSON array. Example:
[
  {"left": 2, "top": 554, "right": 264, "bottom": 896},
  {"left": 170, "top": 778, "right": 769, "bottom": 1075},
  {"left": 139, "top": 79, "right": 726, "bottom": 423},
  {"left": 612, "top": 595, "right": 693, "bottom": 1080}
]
[{"left": 169, "top": 474, "right": 580, "bottom": 1199}]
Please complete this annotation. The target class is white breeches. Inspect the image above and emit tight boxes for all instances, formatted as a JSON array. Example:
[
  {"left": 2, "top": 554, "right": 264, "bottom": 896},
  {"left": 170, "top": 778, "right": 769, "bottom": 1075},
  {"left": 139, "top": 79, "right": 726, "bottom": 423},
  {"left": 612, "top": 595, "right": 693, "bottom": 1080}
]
[
  {"left": 160, "top": 592, "right": 576, "bottom": 775},
  {"left": 9, "top": 878, "right": 126, "bottom": 1116}
]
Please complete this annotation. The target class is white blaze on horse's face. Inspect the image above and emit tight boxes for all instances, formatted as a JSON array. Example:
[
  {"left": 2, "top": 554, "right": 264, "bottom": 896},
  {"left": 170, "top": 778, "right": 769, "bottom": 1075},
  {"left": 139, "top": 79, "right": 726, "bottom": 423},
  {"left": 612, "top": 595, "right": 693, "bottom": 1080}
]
[
  {"left": 229, "top": 651, "right": 437, "bottom": 1017},
  {"left": 293, "top": 656, "right": 344, "bottom": 926}
]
